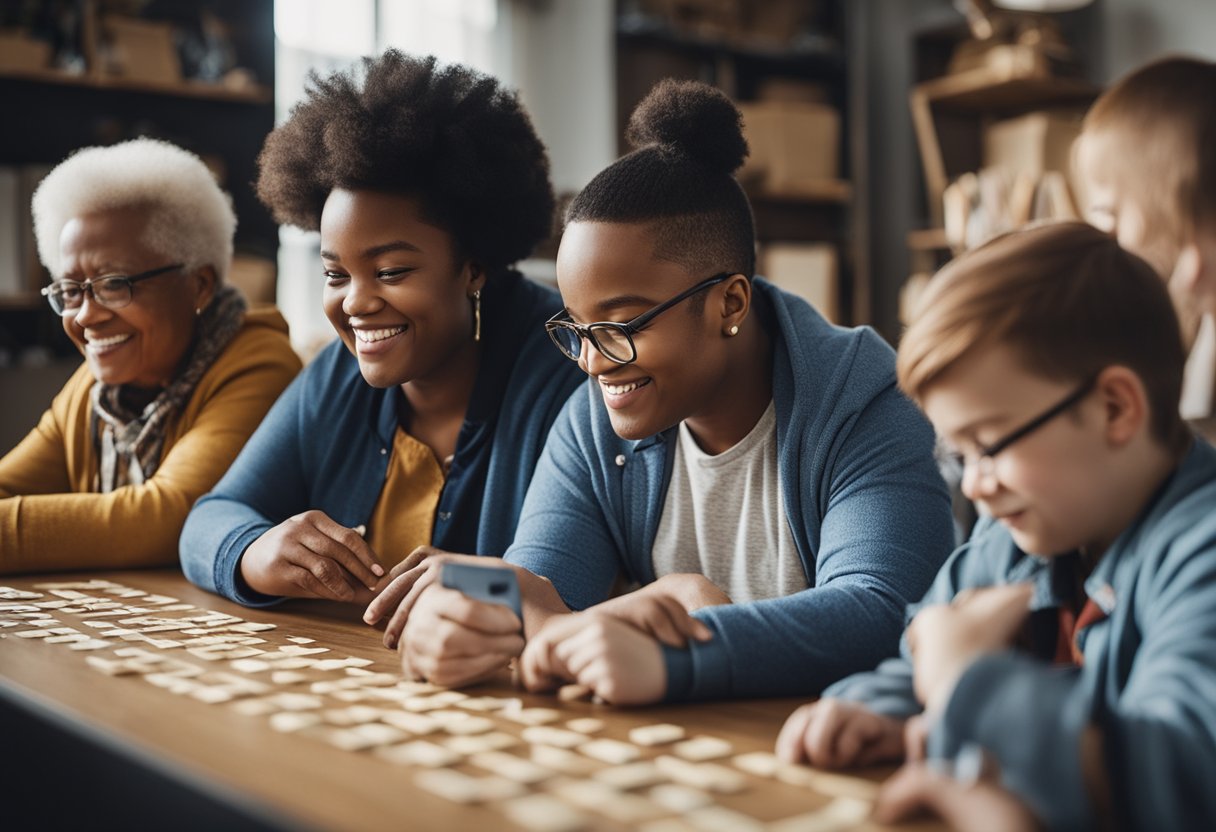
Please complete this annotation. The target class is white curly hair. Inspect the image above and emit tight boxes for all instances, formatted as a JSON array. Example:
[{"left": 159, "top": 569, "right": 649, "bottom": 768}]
[{"left": 32, "top": 137, "right": 237, "bottom": 280}]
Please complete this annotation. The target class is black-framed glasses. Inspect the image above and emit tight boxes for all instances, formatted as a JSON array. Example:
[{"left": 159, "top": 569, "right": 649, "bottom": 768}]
[
  {"left": 545, "top": 272, "right": 733, "bottom": 365},
  {"left": 41, "top": 263, "right": 184, "bottom": 316},
  {"left": 950, "top": 374, "right": 1099, "bottom": 480}
]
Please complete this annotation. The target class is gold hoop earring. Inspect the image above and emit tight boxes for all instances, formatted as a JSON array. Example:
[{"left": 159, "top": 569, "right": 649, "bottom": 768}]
[
  {"left": 473, "top": 289, "right": 481, "bottom": 342},
  {"left": 728, "top": 325, "right": 739, "bottom": 336}
]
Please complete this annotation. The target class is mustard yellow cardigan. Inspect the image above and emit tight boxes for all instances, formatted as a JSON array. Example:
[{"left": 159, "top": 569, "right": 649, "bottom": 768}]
[{"left": 0, "top": 307, "right": 301, "bottom": 574}]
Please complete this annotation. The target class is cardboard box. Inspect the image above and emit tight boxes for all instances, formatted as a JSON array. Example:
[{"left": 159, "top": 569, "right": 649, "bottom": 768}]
[
  {"left": 984, "top": 111, "right": 1086, "bottom": 219},
  {"left": 760, "top": 242, "right": 838, "bottom": 322},
  {"left": 983, "top": 110, "right": 1084, "bottom": 182},
  {"left": 754, "top": 78, "right": 830, "bottom": 105},
  {"left": 738, "top": 100, "right": 840, "bottom": 192},
  {"left": 102, "top": 16, "right": 182, "bottom": 83}
]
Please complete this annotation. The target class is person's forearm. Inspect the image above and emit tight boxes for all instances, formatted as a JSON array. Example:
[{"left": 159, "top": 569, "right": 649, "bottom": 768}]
[{"left": 514, "top": 566, "right": 571, "bottom": 636}]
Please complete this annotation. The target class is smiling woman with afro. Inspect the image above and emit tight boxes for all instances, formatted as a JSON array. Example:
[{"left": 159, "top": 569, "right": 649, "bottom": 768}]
[{"left": 181, "top": 50, "right": 586, "bottom": 615}]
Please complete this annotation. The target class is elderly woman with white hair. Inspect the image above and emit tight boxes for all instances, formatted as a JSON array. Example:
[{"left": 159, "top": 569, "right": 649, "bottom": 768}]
[{"left": 0, "top": 137, "right": 301, "bottom": 574}]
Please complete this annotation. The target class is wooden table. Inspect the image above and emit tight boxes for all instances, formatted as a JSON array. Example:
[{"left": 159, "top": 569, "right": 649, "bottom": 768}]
[{"left": 0, "top": 570, "right": 939, "bottom": 831}]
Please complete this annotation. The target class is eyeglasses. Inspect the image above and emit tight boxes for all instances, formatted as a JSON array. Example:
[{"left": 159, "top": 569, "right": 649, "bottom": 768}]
[
  {"left": 546, "top": 272, "right": 733, "bottom": 365},
  {"left": 949, "top": 374, "right": 1099, "bottom": 480},
  {"left": 41, "top": 263, "right": 184, "bottom": 316}
]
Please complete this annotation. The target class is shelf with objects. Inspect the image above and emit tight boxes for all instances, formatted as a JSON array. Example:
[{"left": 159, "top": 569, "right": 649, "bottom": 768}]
[
  {"left": 614, "top": 0, "right": 868, "bottom": 327},
  {"left": 0, "top": 0, "right": 276, "bottom": 360},
  {"left": 0, "top": 0, "right": 275, "bottom": 454},
  {"left": 901, "top": 0, "right": 1101, "bottom": 326}
]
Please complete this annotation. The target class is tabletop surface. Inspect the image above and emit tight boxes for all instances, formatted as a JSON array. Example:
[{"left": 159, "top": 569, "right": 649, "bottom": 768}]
[{"left": 0, "top": 570, "right": 940, "bottom": 831}]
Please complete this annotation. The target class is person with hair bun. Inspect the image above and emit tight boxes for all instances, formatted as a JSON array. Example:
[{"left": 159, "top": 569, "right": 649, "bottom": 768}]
[
  {"left": 181, "top": 51, "right": 584, "bottom": 609},
  {"left": 368, "top": 80, "right": 954, "bottom": 702},
  {"left": 0, "top": 137, "right": 300, "bottom": 574}
]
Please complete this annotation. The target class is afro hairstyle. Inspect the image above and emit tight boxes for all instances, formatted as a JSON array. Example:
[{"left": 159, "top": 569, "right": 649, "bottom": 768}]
[{"left": 256, "top": 50, "right": 554, "bottom": 273}]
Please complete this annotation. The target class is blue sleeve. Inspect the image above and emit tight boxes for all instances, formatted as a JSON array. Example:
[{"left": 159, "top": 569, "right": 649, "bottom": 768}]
[
  {"left": 930, "top": 528, "right": 1216, "bottom": 830},
  {"left": 504, "top": 387, "right": 623, "bottom": 612},
  {"left": 180, "top": 370, "right": 311, "bottom": 607},
  {"left": 665, "top": 385, "right": 955, "bottom": 700},
  {"left": 822, "top": 527, "right": 1004, "bottom": 716},
  {"left": 819, "top": 657, "right": 921, "bottom": 719}
]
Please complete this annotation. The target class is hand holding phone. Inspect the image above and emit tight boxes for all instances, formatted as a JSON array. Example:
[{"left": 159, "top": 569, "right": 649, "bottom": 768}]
[{"left": 440, "top": 562, "right": 523, "bottom": 627}]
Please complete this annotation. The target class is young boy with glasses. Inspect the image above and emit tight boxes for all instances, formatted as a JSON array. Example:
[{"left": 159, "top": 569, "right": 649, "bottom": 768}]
[
  {"left": 365, "top": 80, "right": 955, "bottom": 702},
  {"left": 777, "top": 221, "right": 1216, "bottom": 831}
]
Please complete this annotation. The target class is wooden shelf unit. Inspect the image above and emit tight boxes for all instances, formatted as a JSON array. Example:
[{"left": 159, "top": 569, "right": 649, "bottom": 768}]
[
  {"left": 0, "top": 66, "right": 271, "bottom": 104},
  {"left": 909, "top": 47, "right": 1099, "bottom": 227},
  {"left": 902, "top": 27, "right": 1101, "bottom": 327}
]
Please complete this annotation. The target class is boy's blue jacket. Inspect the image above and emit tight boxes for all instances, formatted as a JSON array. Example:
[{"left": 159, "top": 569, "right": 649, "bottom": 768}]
[
  {"left": 827, "top": 439, "right": 1216, "bottom": 831},
  {"left": 505, "top": 278, "right": 955, "bottom": 701},
  {"left": 180, "top": 271, "right": 584, "bottom": 606}
]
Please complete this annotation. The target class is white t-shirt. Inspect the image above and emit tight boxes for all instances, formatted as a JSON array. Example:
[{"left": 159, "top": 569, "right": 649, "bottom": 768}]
[{"left": 650, "top": 401, "right": 808, "bottom": 602}]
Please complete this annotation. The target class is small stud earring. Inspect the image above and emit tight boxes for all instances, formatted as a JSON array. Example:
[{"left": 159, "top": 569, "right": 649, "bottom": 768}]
[
  {"left": 472, "top": 289, "right": 482, "bottom": 342},
  {"left": 195, "top": 308, "right": 203, "bottom": 317},
  {"left": 728, "top": 325, "right": 739, "bottom": 336}
]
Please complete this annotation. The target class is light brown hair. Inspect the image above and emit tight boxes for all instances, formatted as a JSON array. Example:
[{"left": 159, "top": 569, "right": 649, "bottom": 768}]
[
  {"left": 1080, "top": 56, "right": 1216, "bottom": 258},
  {"left": 898, "top": 222, "right": 1187, "bottom": 448}
]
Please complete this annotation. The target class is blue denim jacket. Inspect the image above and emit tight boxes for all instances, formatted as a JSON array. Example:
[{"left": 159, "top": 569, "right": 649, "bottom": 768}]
[{"left": 180, "top": 271, "right": 585, "bottom": 606}]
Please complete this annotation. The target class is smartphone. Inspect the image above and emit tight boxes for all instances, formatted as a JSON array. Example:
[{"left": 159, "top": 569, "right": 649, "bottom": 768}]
[{"left": 440, "top": 562, "right": 523, "bottom": 625}]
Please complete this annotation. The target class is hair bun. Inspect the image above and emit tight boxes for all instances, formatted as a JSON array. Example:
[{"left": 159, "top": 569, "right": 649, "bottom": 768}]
[{"left": 625, "top": 79, "right": 748, "bottom": 174}]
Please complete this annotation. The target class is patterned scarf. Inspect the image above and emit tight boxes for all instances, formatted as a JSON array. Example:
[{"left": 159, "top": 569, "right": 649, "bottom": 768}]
[{"left": 90, "top": 285, "right": 247, "bottom": 492}]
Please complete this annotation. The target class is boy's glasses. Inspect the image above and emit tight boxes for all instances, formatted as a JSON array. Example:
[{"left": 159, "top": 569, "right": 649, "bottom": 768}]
[
  {"left": 41, "top": 263, "right": 184, "bottom": 316},
  {"left": 546, "top": 272, "right": 733, "bottom": 365},
  {"left": 950, "top": 374, "right": 1099, "bottom": 479}
]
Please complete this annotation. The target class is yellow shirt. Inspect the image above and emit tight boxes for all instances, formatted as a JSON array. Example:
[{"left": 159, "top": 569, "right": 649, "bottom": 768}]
[
  {"left": 0, "top": 306, "right": 301, "bottom": 574},
  {"left": 366, "top": 428, "right": 446, "bottom": 568}
]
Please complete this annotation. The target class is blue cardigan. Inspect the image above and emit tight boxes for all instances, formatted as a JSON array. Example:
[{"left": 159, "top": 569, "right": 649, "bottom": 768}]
[
  {"left": 505, "top": 278, "right": 954, "bottom": 700},
  {"left": 826, "top": 440, "right": 1216, "bottom": 831},
  {"left": 180, "top": 271, "right": 585, "bottom": 606}
]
